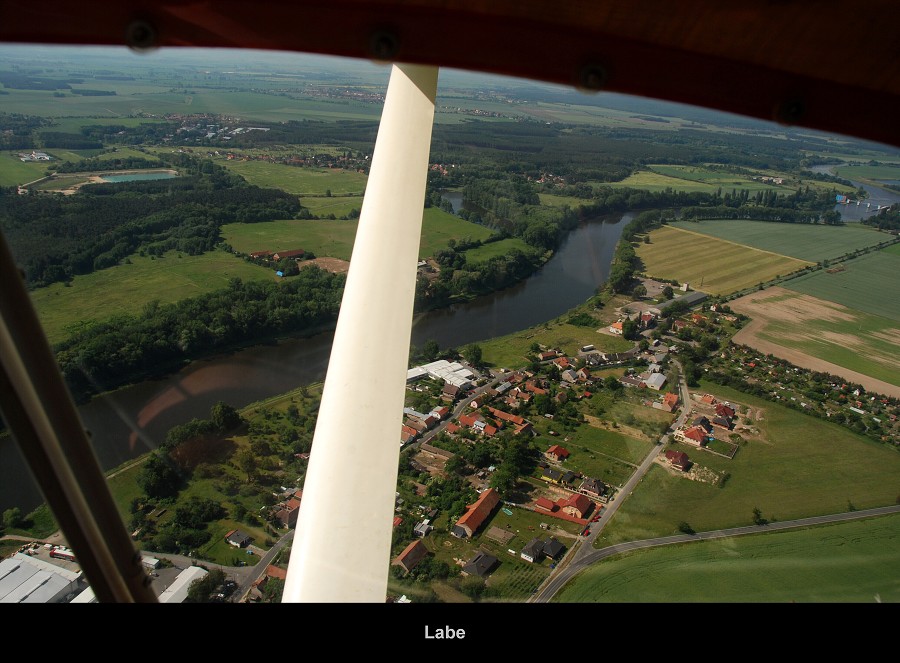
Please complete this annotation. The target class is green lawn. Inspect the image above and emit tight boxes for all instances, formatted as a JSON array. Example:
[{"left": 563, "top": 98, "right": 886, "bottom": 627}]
[
  {"left": 784, "top": 250, "right": 900, "bottom": 321},
  {"left": 637, "top": 225, "right": 811, "bottom": 294},
  {"left": 595, "top": 382, "right": 900, "bottom": 546},
  {"left": 556, "top": 513, "right": 900, "bottom": 602},
  {"left": 669, "top": 219, "right": 890, "bottom": 262},
  {"left": 30, "top": 250, "right": 278, "bottom": 345}
]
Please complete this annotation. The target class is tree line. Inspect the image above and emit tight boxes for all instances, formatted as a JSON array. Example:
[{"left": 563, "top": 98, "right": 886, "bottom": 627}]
[{"left": 55, "top": 270, "right": 345, "bottom": 401}]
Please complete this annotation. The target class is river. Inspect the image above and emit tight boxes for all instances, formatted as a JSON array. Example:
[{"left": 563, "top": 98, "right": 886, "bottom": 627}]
[
  {"left": 808, "top": 164, "right": 900, "bottom": 220},
  {"left": 0, "top": 212, "right": 629, "bottom": 514}
]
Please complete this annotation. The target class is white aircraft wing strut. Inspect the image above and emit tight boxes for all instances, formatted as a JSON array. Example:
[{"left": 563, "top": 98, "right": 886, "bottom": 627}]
[{"left": 283, "top": 63, "right": 439, "bottom": 602}]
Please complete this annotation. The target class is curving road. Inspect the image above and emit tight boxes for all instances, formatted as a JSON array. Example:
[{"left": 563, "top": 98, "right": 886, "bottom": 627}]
[
  {"left": 530, "top": 359, "right": 900, "bottom": 602},
  {"left": 532, "top": 505, "right": 900, "bottom": 602}
]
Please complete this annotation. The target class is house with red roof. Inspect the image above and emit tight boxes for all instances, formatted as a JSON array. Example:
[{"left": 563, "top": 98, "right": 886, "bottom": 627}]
[
  {"left": 553, "top": 356, "right": 571, "bottom": 369},
  {"left": 661, "top": 391, "right": 679, "bottom": 412},
  {"left": 458, "top": 412, "right": 481, "bottom": 428},
  {"left": 488, "top": 407, "right": 525, "bottom": 426},
  {"left": 392, "top": 540, "right": 429, "bottom": 574},
  {"left": 538, "top": 350, "right": 558, "bottom": 361},
  {"left": 535, "top": 497, "right": 557, "bottom": 512},
  {"left": 525, "top": 380, "right": 549, "bottom": 395},
  {"left": 665, "top": 450, "right": 691, "bottom": 471},
  {"left": 701, "top": 393, "right": 717, "bottom": 405},
  {"left": 609, "top": 321, "right": 624, "bottom": 335},
  {"left": 273, "top": 248, "right": 305, "bottom": 260},
  {"left": 675, "top": 425, "right": 708, "bottom": 446},
  {"left": 545, "top": 444, "right": 570, "bottom": 462},
  {"left": 452, "top": 488, "right": 501, "bottom": 538},
  {"left": 716, "top": 403, "right": 736, "bottom": 419},
  {"left": 559, "top": 492, "right": 592, "bottom": 519},
  {"left": 274, "top": 494, "right": 303, "bottom": 529}
]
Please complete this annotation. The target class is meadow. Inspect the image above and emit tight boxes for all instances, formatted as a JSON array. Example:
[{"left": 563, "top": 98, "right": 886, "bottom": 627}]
[
  {"left": 835, "top": 164, "right": 900, "bottom": 183},
  {"left": 476, "top": 316, "right": 634, "bottom": 370},
  {"left": 464, "top": 238, "right": 531, "bottom": 263},
  {"left": 222, "top": 207, "right": 493, "bottom": 261},
  {"left": 30, "top": 250, "right": 277, "bottom": 345},
  {"left": 668, "top": 219, "right": 890, "bottom": 262},
  {"left": 560, "top": 426, "right": 655, "bottom": 487},
  {"left": 595, "top": 382, "right": 900, "bottom": 546},
  {"left": 222, "top": 160, "right": 368, "bottom": 196},
  {"left": 597, "top": 164, "right": 856, "bottom": 196},
  {"left": 556, "top": 513, "right": 900, "bottom": 602},
  {"left": 636, "top": 225, "right": 811, "bottom": 294}
]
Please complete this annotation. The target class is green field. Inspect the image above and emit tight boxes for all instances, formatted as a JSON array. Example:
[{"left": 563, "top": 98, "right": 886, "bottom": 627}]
[
  {"left": 300, "top": 196, "right": 364, "bottom": 218},
  {"left": 30, "top": 250, "right": 277, "bottom": 345},
  {"left": 884, "top": 243, "right": 900, "bottom": 256},
  {"left": 597, "top": 164, "right": 856, "bottom": 196},
  {"left": 0, "top": 153, "right": 52, "bottom": 186},
  {"left": 669, "top": 219, "right": 890, "bottom": 262},
  {"left": 0, "top": 87, "right": 383, "bottom": 123},
  {"left": 556, "top": 513, "right": 900, "bottom": 602},
  {"left": 223, "top": 160, "right": 368, "bottom": 196},
  {"left": 562, "top": 426, "right": 654, "bottom": 486},
  {"left": 223, "top": 208, "right": 493, "bottom": 261},
  {"left": 835, "top": 164, "right": 900, "bottom": 183},
  {"left": 538, "top": 193, "right": 591, "bottom": 208},
  {"left": 784, "top": 250, "right": 900, "bottom": 321},
  {"left": 464, "top": 238, "right": 531, "bottom": 263},
  {"left": 637, "top": 225, "right": 811, "bottom": 294},
  {"left": 596, "top": 382, "right": 900, "bottom": 546}
]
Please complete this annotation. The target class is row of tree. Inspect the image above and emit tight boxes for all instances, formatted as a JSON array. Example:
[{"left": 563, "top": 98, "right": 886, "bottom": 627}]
[{"left": 56, "top": 270, "right": 345, "bottom": 400}]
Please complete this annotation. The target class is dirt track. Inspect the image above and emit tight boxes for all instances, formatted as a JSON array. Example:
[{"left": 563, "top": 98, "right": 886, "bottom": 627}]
[
  {"left": 300, "top": 257, "right": 350, "bottom": 274},
  {"left": 730, "top": 288, "right": 900, "bottom": 398}
]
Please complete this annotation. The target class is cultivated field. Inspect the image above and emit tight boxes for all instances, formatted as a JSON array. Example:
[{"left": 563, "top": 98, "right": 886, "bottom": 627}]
[
  {"left": 596, "top": 382, "right": 900, "bottom": 546},
  {"left": 556, "top": 513, "right": 900, "bottom": 602},
  {"left": 783, "top": 250, "right": 900, "bottom": 321},
  {"left": 636, "top": 225, "right": 811, "bottom": 294},
  {"left": 669, "top": 219, "right": 890, "bottom": 262},
  {"left": 30, "top": 250, "right": 277, "bottom": 345},
  {"left": 728, "top": 287, "right": 900, "bottom": 394}
]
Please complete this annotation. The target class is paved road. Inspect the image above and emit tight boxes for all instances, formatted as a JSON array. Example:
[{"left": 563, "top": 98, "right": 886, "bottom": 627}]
[{"left": 532, "top": 504, "right": 900, "bottom": 602}]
